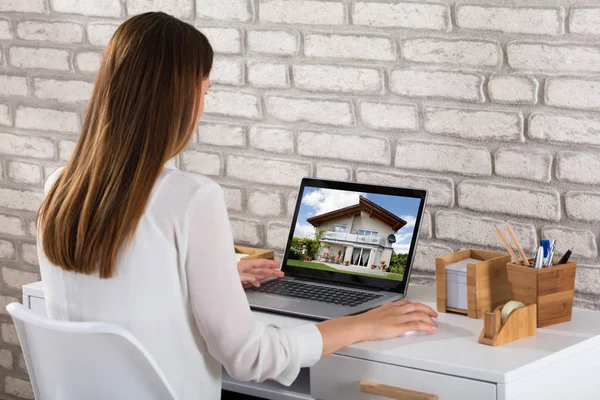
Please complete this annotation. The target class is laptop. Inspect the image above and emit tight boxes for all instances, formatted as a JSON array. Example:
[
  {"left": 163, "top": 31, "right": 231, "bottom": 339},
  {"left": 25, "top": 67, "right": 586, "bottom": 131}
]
[{"left": 246, "top": 178, "right": 428, "bottom": 320}]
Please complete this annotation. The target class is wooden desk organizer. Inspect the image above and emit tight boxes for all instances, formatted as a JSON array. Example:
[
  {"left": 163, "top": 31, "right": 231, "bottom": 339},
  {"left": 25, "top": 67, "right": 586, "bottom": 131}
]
[
  {"left": 234, "top": 246, "right": 275, "bottom": 261},
  {"left": 436, "top": 249, "right": 511, "bottom": 319},
  {"left": 478, "top": 303, "right": 537, "bottom": 346},
  {"left": 506, "top": 259, "right": 576, "bottom": 328}
]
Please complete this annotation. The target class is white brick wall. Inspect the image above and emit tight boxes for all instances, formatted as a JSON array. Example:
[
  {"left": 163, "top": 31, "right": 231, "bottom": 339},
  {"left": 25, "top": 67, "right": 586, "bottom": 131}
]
[
  {"left": 17, "top": 21, "right": 84, "bottom": 43},
  {"left": 2, "top": 2, "right": 600, "bottom": 395}
]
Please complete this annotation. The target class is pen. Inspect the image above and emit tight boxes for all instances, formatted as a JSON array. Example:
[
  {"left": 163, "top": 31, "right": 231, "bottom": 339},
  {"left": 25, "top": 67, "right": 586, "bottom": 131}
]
[
  {"left": 546, "top": 239, "right": 556, "bottom": 268},
  {"left": 557, "top": 249, "right": 572, "bottom": 265},
  {"left": 534, "top": 246, "right": 544, "bottom": 269}
]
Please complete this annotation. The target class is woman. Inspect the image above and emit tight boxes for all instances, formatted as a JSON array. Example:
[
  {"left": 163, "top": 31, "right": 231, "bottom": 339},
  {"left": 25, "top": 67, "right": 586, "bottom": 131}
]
[{"left": 37, "top": 12, "right": 438, "bottom": 399}]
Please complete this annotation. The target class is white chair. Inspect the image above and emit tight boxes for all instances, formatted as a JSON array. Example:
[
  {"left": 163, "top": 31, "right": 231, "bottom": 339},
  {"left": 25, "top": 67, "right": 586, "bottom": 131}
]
[{"left": 6, "top": 302, "right": 178, "bottom": 400}]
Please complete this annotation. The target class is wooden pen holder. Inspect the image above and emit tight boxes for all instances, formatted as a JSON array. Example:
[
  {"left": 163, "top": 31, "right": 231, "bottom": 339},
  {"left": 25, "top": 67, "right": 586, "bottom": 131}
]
[
  {"left": 436, "top": 249, "right": 512, "bottom": 319},
  {"left": 506, "top": 259, "right": 576, "bottom": 328},
  {"left": 478, "top": 303, "right": 537, "bottom": 346}
]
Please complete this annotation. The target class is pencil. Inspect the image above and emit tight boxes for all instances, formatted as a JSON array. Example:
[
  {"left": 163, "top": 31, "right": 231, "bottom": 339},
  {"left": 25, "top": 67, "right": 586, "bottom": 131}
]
[
  {"left": 505, "top": 223, "right": 530, "bottom": 266},
  {"left": 494, "top": 225, "right": 519, "bottom": 263}
]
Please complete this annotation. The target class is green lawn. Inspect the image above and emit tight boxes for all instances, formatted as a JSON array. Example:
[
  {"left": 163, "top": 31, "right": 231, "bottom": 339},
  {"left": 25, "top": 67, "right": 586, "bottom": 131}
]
[{"left": 286, "top": 260, "right": 404, "bottom": 281}]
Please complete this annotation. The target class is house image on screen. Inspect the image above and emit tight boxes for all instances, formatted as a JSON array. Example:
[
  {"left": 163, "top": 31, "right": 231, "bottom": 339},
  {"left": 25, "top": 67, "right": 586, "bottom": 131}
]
[{"left": 307, "top": 196, "right": 407, "bottom": 269}]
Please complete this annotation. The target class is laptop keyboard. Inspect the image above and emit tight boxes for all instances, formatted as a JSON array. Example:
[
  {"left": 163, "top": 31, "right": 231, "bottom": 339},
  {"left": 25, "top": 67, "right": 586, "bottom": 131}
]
[{"left": 248, "top": 280, "right": 382, "bottom": 307}]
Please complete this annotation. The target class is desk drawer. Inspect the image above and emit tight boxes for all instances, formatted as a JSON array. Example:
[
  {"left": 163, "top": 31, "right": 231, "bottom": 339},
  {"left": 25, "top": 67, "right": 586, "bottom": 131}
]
[{"left": 311, "top": 354, "right": 495, "bottom": 400}]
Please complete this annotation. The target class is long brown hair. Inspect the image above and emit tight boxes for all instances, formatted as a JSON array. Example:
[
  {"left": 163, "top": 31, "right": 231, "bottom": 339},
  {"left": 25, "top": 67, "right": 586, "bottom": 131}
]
[{"left": 37, "top": 12, "right": 213, "bottom": 278}]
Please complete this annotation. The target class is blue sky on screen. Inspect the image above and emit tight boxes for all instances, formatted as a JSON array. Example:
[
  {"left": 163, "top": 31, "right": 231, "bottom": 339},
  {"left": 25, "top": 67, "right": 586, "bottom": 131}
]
[{"left": 293, "top": 187, "right": 422, "bottom": 254}]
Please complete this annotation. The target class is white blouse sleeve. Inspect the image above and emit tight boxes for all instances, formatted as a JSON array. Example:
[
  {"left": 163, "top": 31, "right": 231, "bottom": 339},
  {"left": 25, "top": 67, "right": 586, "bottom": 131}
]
[{"left": 183, "top": 182, "right": 323, "bottom": 385}]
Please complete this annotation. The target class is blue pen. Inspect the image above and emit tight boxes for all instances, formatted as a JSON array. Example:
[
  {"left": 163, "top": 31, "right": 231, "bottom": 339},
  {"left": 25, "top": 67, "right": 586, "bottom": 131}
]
[{"left": 541, "top": 240, "right": 550, "bottom": 266}]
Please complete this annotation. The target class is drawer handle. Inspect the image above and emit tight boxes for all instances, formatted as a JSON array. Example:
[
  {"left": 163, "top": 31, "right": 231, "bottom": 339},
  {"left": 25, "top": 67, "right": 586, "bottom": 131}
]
[{"left": 359, "top": 381, "right": 438, "bottom": 400}]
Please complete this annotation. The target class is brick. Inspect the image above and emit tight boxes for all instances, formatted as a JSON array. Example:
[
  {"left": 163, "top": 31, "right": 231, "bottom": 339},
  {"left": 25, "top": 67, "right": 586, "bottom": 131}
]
[
  {"left": 180, "top": 150, "right": 221, "bottom": 176},
  {"left": 227, "top": 155, "right": 311, "bottom": 187},
  {"left": 545, "top": 78, "right": 600, "bottom": 111},
  {"left": 566, "top": 192, "right": 600, "bottom": 223},
  {"left": 575, "top": 266, "right": 600, "bottom": 295},
  {"left": 0, "top": 162, "right": 3, "bottom": 181},
  {"left": 51, "top": 0, "right": 121, "bottom": 17},
  {"left": 198, "top": 122, "right": 245, "bottom": 147},
  {"left": 59, "top": 140, "right": 77, "bottom": 161},
  {"left": 248, "top": 126, "right": 293, "bottom": 154},
  {"left": 529, "top": 113, "right": 600, "bottom": 147},
  {"left": 0, "top": 214, "right": 25, "bottom": 237},
  {"left": 395, "top": 140, "right": 491, "bottom": 176},
  {"left": 22, "top": 243, "right": 38, "bottom": 266},
  {"left": 541, "top": 226, "right": 597, "bottom": 259},
  {"left": 508, "top": 42, "right": 600, "bottom": 73},
  {"left": 0, "top": 240, "right": 16, "bottom": 260},
  {"left": 0, "top": 295, "right": 18, "bottom": 317},
  {"left": 248, "top": 190, "right": 283, "bottom": 216},
  {"left": 222, "top": 185, "right": 243, "bottom": 212},
  {"left": 248, "top": 29, "right": 298, "bottom": 56},
  {"left": 230, "top": 218, "right": 262, "bottom": 246},
  {"left": 287, "top": 192, "right": 298, "bottom": 215},
  {"left": 128, "top": 0, "right": 194, "bottom": 19},
  {"left": 0, "top": 0, "right": 44, "bottom": 13},
  {"left": 402, "top": 38, "right": 500, "bottom": 67},
  {"left": 87, "top": 23, "right": 118, "bottom": 46},
  {"left": 352, "top": 1, "right": 450, "bottom": 31},
  {"left": 16, "top": 106, "right": 79, "bottom": 133},
  {"left": 299, "top": 130, "right": 390, "bottom": 165},
  {"left": 9, "top": 47, "right": 70, "bottom": 71},
  {"left": 436, "top": 211, "right": 537, "bottom": 253},
  {"left": 495, "top": 148, "right": 551, "bottom": 183},
  {"left": 390, "top": 69, "right": 483, "bottom": 102},
  {"left": 0, "top": 188, "right": 44, "bottom": 212},
  {"left": 197, "top": 0, "right": 254, "bottom": 22},
  {"left": 34, "top": 78, "right": 93, "bottom": 103},
  {"left": 358, "top": 101, "right": 417, "bottom": 131},
  {"left": 316, "top": 165, "right": 351, "bottom": 181},
  {"left": 0, "top": 349, "right": 13, "bottom": 370},
  {"left": 304, "top": 33, "right": 395, "bottom": 61},
  {"left": 5, "top": 376, "right": 33, "bottom": 400},
  {"left": 0, "top": 133, "right": 55, "bottom": 159},
  {"left": 424, "top": 106, "right": 523, "bottom": 142},
  {"left": 0, "top": 75, "right": 28, "bottom": 97},
  {"left": 18, "top": 353, "right": 26, "bottom": 372},
  {"left": 458, "top": 181, "right": 560, "bottom": 221},
  {"left": 197, "top": 27, "right": 242, "bottom": 55},
  {"left": 17, "top": 21, "right": 83, "bottom": 43},
  {"left": 570, "top": 8, "right": 600, "bottom": 36},
  {"left": 248, "top": 62, "right": 289, "bottom": 89},
  {"left": 210, "top": 57, "right": 244, "bottom": 86},
  {"left": 2, "top": 324, "right": 18, "bottom": 346},
  {"left": 260, "top": 0, "right": 345, "bottom": 25},
  {"left": 488, "top": 75, "right": 538, "bottom": 105},
  {"left": 76, "top": 51, "right": 102, "bottom": 73},
  {"left": 412, "top": 243, "right": 454, "bottom": 274},
  {"left": 28, "top": 220, "right": 36, "bottom": 237},
  {"left": 294, "top": 64, "right": 382, "bottom": 94},
  {"left": 204, "top": 90, "right": 261, "bottom": 120},
  {"left": 456, "top": 5, "right": 564, "bottom": 35},
  {"left": 8, "top": 161, "right": 42, "bottom": 185},
  {"left": 0, "top": 20, "right": 12, "bottom": 40},
  {"left": 556, "top": 151, "right": 600, "bottom": 185},
  {"left": 267, "top": 222, "right": 290, "bottom": 250},
  {"left": 0, "top": 104, "right": 10, "bottom": 126},
  {"left": 3, "top": 265, "right": 40, "bottom": 291},
  {"left": 356, "top": 169, "right": 454, "bottom": 207},
  {"left": 266, "top": 96, "right": 353, "bottom": 127},
  {"left": 420, "top": 210, "right": 431, "bottom": 239}
]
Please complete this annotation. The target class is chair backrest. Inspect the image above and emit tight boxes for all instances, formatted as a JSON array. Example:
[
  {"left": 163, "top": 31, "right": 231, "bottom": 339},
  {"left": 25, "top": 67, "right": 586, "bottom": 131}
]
[{"left": 6, "top": 303, "right": 178, "bottom": 400}]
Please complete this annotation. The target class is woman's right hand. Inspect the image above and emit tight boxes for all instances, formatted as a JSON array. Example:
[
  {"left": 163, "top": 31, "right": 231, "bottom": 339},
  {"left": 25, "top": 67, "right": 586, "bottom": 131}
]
[
  {"left": 316, "top": 300, "right": 438, "bottom": 357},
  {"left": 352, "top": 300, "right": 438, "bottom": 342}
]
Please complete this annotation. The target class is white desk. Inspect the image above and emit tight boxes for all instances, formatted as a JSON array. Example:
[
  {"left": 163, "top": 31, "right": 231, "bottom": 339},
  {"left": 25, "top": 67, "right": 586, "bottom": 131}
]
[{"left": 23, "top": 282, "right": 600, "bottom": 400}]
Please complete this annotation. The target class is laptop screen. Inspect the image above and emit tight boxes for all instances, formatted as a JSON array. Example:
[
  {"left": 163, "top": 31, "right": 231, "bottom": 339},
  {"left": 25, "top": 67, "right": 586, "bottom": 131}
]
[{"left": 282, "top": 178, "right": 427, "bottom": 294}]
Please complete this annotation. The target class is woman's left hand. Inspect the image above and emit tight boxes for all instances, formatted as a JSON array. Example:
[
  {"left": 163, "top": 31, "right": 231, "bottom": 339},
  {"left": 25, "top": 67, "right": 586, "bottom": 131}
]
[{"left": 238, "top": 259, "right": 284, "bottom": 288}]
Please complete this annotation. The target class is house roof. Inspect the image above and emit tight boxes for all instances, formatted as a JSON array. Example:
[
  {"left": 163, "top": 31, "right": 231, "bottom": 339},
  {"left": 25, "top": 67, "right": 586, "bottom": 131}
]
[{"left": 306, "top": 196, "right": 407, "bottom": 231}]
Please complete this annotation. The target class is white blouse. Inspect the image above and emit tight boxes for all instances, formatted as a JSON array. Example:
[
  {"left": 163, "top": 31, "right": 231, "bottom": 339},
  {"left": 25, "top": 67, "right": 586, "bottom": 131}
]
[{"left": 37, "top": 165, "right": 323, "bottom": 399}]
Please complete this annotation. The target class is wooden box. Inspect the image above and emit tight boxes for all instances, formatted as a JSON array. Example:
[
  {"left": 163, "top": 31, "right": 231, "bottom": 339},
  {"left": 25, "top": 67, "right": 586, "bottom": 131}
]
[
  {"left": 234, "top": 246, "right": 275, "bottom": 261},
  {"left": 506, "top": 260, "right": 576, "bottom": 328},
  {"left": 436, "top": 249, "right": 512, "bottom": 319}
]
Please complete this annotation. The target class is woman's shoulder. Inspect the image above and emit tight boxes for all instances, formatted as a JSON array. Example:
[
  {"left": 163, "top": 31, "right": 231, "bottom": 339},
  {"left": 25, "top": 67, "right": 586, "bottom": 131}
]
[
  {"left": 159, "top": 167, "right": 223, "bottom": 198},
  {"left": 44, "top": 167, "right": 65, "bottom": 194}
]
